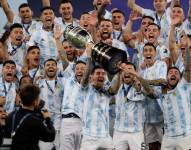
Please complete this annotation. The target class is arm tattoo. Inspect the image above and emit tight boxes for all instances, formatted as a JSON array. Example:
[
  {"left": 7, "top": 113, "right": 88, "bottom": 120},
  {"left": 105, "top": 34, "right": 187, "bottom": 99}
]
[
  {"left": 59, "top": 50, "right": 69, "bottom": 70},
  {"left": 81, "top": 57, "right": 92, "bottom": 86},
  {"left": 183, "top": 47, "right": 191, "bottom": 82}
]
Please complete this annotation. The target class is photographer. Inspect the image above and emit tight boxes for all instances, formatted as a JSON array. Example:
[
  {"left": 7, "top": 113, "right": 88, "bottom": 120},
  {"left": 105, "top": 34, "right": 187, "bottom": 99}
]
[{"left": 3, "top": 84, "right": 55, "bottom": 150}]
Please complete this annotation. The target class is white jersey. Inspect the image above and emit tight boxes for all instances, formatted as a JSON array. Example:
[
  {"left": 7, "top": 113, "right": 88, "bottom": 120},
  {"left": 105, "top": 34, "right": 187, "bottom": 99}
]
[
  {"left": 61, "top": 75, "right": 86, "bottom": 119},
  {"left": 140, "top": 60, "right": 167, "bottom": 123},
  {"left": 114, "top": 84, "right": 145, "bottom": 132},
  {"left": 27, "top": 28, "right": 59, "bottom": 65},
  {"left": 82, "top": 85, "right": 112, "bottom": 138},
  {"left": 6, "top": 40, "right": 26, "bottom": 70},
  {"left": 157, "top": 78, "right": 191, "bottom": 137},
  {"left": 38, "top": 77, "right": 64, "bottom": 130},
  {"left": 0, "top": 77, "right": 16, "bottom": 113}
]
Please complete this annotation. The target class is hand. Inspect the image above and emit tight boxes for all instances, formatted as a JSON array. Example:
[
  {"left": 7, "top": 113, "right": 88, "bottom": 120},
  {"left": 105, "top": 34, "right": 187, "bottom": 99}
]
[
  {"left": 0, "top": 97, "right": 6, "bottom": 106},
  {"left": 171, "top": 16, "right": 181, "bottom": 26},
  {"left": 21, "top": 65, "right": 29, "bottom": 76},
  {"left": 133, "top": 77, "right": 141, "bottom": 91},
  {"left": 85, "top": 43, "right": 94, "bottom": 57},
  {"left": 0, "top": 107, "right": 7, "bottom": 127},
  {"left": 54, "top": 24, "right": 62, "bottom": 40},
  {"left": 103, "top": 38, "right": 112, "bottom": 46},
  {"left": 129, "top": 10, "right": 141, "bottom": 21},
  {"left": 140, "top": 61, "right": 147, "bottom": 70},
  {"left": 41, "top": 109, "right": 51, "bottom": 119},
  {"left": 103, "top": 0, "right": 111, "bottom": 5}
]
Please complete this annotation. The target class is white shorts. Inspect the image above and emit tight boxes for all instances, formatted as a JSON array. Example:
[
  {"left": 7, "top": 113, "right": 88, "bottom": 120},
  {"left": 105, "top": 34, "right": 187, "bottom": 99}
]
[
  {"left": 80, "top": 135, "right": 114, "bottom": 150},
  {"left": 144, "top": 122, "right": 163, "bottom": 144},
  {"left": 161, "top": 133, "right": 191, "bottom": 150},
  {"left": 60, "top": 118, "right": 83, "bottom": 150},
  {"left": 113, "top": 130, "right": 144, "bottom": 150}
]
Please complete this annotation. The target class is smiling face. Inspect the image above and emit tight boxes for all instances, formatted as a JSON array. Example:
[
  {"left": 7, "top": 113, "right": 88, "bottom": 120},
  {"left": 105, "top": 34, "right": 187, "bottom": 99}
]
[
  {"left": 112, "top": 12, "right": 125, "bottom": 31},
  {"left": 26, "top": 48, "right": 40, "bottom": 69},
  {"left": 91, "top": 68, "right": 105, "bottom": 88},
  {"left": 143, "top": 44, "right": 156, "bottom": 66},
  {"left": 122, "top": 64, "right": 135, "bottom": 84},
  {"left": 80, "top": 13, "right": 91, "bottom": 32},
  {"left": 62, "top": 40, "right": 75, "bottom": 62},
  {"left": 44, "top": 60, "right": 57, "bottom": 79},
  {"left": 59, "top": 2, "right": 73, "bottom": 21},
  {"left": 75, "top": 62, "right": 86, "bottom": 83},
  {"left": 146, "top": 24, "right": 160, "bottom": 44},
  {"left": 99, "top": 20, "right": 113, "bottom": 40},
  {"left": 153, "top": 0, "right": 167, "bottom": 13},
  {"left": 19, "top": 6, "right": 33, "bottom": 24},
  {"left": 10, "top": 27, "right": 24, "bottom": 46},
  {"left": 41, "top": 9, "right": 55, "bottom": 28},
  {"left": 167, "top": 68, "right": 181, "bottom": 89},
  {"left": 170, "top": 6, "right": 184, "bottom": 23}
]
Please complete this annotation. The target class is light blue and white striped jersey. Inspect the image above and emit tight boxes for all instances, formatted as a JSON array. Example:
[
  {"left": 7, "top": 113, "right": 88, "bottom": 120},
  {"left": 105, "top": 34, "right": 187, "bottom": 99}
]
[
  {"left": 27, "top": 28, "right": 59, "bottom": 66},
  {"left": 157, "top": 78, "right": 191, "bottom": 137},
  {"left": 61, "top": 75, "right": 86, "bottom": 119},
  {"left": 140, "top": 60, "right": 167, "bottom": 123},
  {"left": 37, "top": 77, "right": 64, "bottom": 130},
  {"left": 183, "top": 19, "right": 191, "bottom": 35},
  {"left": 13, "top": 15, "right": 43, "bottom": 37},
  {"left": 28, "top": 67, "right": 44, "bottom": 80},
  {"left": 112, "top": 39, "right": 129, "bottom": 59},
  {"left": 82, "top": 85, "right": 112, "bottom": 138},
  {"left": 142, "top": 7, "right": 171, "bottom": 47},
  {"left": 0, "top": 64, "right": 3, "bottom": 77},
  {"left": 114, "top": 84, "right": 145, "bottom": 132},
  {"left": 135, "top": 43, "right": 169, "bottom": 71},
  {"left": 174, "top": 53, "right": 184, "bottom": 73},
  {"left": 0, "top": 77, "right": 16, "bottom": 114},
  {"left": 6, "top": 40, "right": 26, "bottom": 70}
]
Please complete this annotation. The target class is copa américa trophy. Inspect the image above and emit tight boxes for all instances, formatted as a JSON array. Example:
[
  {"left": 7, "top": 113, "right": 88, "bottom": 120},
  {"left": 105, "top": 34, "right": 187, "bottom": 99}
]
[{"left": 64, "top": 25, "right": 127, "bottom": 75}]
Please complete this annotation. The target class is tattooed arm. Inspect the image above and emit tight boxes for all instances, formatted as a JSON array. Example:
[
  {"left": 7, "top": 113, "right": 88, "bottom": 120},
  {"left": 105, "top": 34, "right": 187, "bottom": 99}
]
[
  {"left": 183, "top": 46, "right": 191, "bottom": 82},
  {"left": 81, "top": 44, "right": 93, "bottom": 87}
]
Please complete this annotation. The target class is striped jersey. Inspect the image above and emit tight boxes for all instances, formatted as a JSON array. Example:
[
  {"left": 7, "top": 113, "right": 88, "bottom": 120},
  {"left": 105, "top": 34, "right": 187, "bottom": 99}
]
[
  {"left": 114, "top": 84, "right": 145, "bottom": 132},
  {"left": 157, "top": 78, "right": 191, "bottom": 137}
]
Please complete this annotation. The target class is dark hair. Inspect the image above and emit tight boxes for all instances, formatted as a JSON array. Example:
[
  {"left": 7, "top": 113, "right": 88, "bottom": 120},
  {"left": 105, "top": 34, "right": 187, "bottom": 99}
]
[
  {"left": 91, "top": 65, "right": 104, "bottom": 74},
  {"left": 80, "top": 12, "right": 90, "bottom": 16},
  {"left": 19, "top": 75, "right": 33, "bottom": 87},
  {"left": 10, "top": 23, "right": 23, "bottom": 32},
  {"left": 100, "top": 18, "right": 112, "bottom": 24},
  {"left": 44, "top": 58, "right": 57, "bottom": 66},
  {"left": 76, "top": 60, "right": 86, "bottom": 66},
  {"left": 40, "top": 6, "right": 55, "bottom": 13},
  {"left": 167, "top": 66, "right": 181, "bottom": 76},
  {"left": 20, "top": 84, "right": 40, "bottom": 106},
  {"left": 143, "top": 43, "right": 156, "bottom": 51},
  {"left": 112, "top": 9, "right": 125, "bottom": 17},
  {"left": 27, "top": 46, "right": 40, "bottom": 53},
  {"left": 173, "top": 4, "right": 183, "bottom": 9},
  {"left": 3, "top": 60, "right": 16, "bottom": 67},
  {"left": 124, "top": 61, "right": 136, "bottom": 70},
  {"left": 147, "top": 23, "right": 161, "bottom": 30},
  {"left": 18, "top": 3, "right": 30, "bottom": 11},
  {"left": 142, "top": 16, "right": 155, "bottom": 22},
  {"left": 59, "top": 0, "right": 72, "bottom": 6}
]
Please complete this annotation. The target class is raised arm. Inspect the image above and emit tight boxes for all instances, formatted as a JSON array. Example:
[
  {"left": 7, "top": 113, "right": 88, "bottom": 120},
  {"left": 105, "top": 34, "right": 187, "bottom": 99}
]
[
  {"left": 81, "top": 44, "right": 93, "bottom": 87},
  {"left": 0, "top": 0, "right": 14, "bottom": 23},
  {"left": 183, "top": 46, "right": 191, "bottom": 82},
  {"left": 188, "top": 0, "right": 191, "bottom": 23},
  {"left": 128, "top": 0, "right": 143, "bottom": 14},
  {"left": 169, "top": 17, "right": 180, "bottom": 64},
  {"left": 54, "top": 25, "right": 69, "bottom": 70},
  {"left": 41, "top": 0, "right": 50, "bottom": 7},
  {"left": 123, "top": 10, "right": 140, "bottom": 48}
]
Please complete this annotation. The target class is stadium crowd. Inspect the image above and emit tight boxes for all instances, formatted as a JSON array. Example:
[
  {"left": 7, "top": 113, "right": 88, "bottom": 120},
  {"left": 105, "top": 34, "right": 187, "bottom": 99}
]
[{"left": 0, "top": 0, "right": 191, "bottom": 149}]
